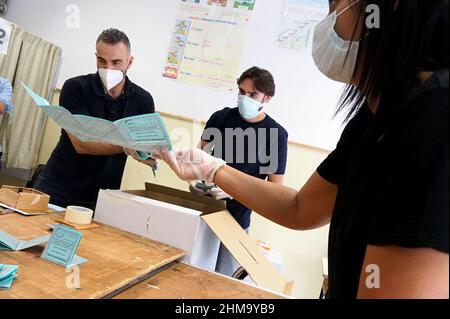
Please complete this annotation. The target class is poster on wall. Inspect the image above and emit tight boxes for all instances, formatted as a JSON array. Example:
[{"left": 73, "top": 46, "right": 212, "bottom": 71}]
[
  {"left": 276, "top": 0, "right": 328, "bottom": 52},
  {"left": 163, "top": 0, "right": 256, "bottom": 91},
  {"left": 0, "top": 17, "right": 12, "bottom": 55}
]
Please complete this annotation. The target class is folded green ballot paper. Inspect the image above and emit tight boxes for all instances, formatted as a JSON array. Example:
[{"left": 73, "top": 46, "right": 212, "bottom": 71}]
[
  {"left": 41, "top": 224, "right": 88, "bottom": 268},
  {"left": 21, "top": 82, "right": 172, "bottom": 154},
  {"left": 0, "top": 264, "right": 19, "bottom": 289},
  {"left": 0, "top": 229, "right": 50, "bottom": 251},
  {"left": 195, "top": 182, "right": 216, "bottom": 191}
]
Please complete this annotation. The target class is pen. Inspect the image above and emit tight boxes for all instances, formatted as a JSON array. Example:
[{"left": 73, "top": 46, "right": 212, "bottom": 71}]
[{"left": 151, "top": 163, "right": 157, "bottom": 181}]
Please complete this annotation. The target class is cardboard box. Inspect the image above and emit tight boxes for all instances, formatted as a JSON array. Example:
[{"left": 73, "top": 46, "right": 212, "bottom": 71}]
[
  {"left": 94, "top": 188, "right": 221, "bottom": 271},
  {"left": 94, "top": 183, "right": 293, "bottom": 295},
  {"left": 0, "top": 185, "right": 50, "bottom": 212}
]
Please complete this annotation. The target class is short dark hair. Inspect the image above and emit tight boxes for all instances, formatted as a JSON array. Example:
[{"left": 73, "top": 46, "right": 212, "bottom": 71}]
[
  {"left": 237, "top": 66, "right": 276, "bottom": 97},
  {"left": 96, "top": 28, "right": 131, "bottom": 51}
]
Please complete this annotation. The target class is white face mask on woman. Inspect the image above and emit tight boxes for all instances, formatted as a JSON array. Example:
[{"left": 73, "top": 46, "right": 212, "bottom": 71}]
[{"left": 312, "top": 0, "right": 361, "bottom": 84}]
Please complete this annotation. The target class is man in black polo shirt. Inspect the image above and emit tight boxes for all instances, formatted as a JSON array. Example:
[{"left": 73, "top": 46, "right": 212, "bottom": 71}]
[{"left": 34, "top": 28, "right": 155, "bottom": 210}]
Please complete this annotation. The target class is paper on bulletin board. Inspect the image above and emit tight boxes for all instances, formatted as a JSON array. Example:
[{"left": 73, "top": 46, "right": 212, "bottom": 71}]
[
  {"left": 276, "top": 0, "right": 328, "bottom": 52},
  {"left": 163, "top": 0, "right": 256, "bottom": 91},
  {"left": 0, "top": 17, "right": 12, "bottom": 55}
]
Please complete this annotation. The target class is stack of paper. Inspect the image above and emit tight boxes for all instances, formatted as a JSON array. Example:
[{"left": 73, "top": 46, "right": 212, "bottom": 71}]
[{"left": 0, "top": 264, "right": 19, "bottom": 289}]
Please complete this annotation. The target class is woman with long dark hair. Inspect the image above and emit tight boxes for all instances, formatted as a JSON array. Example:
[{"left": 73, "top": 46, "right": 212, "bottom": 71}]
[{"left": 151, "top": 0, "right": 449, "bottom": 299}]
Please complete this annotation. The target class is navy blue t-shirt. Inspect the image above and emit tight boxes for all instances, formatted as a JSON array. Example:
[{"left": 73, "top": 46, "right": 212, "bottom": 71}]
[
  {"left": 202, "top": 107, "right": 288, "bottom": 229},
  {"left": 38, "top": 73, "right": 155, "bottom": 203}
]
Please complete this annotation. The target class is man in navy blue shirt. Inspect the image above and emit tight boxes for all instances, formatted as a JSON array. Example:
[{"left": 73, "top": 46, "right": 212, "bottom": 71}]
[
  {"left": 34, "top": 29, "right": 155, "bottom": 210},
  {"left": 195, "top": 67, "right": 288, "bottom": 276}
]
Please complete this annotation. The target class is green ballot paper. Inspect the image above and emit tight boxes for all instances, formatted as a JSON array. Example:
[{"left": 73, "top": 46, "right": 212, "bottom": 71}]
[
  {"left": 195, "top": 182, "right": 216, "bottom": 191},
  {"left": 41, "top": 224, "right": 87, "bottom": 268},
  {"left": 0, "top": 264, "right": 19, "bottom": 290},
  {"left": 21, "top": 82, "right": 172, "bottom": 154},
  {"left": 0, "top": 230, "right": 50, "bottom": 251}
]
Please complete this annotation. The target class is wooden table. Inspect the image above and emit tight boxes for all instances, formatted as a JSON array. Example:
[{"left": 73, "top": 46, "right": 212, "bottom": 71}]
[
  {"left": 114, "top": 262, "right": 287, "bottom": 299},
  {"left": 0, "top": 213, "right": 289, "bottom": 299},
  {"left": 0, "top": 213, "right": 185, "bottom": 299}
]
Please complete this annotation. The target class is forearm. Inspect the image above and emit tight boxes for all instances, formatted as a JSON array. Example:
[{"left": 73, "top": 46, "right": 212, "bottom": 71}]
[
  {"left": 268, "top": 174, "right": 285, "bottom": 184},
  {"left": 0, "top": 102, "right": 5, "bottom": 114},
  {"left": 213, "top": 165, "right": 302, "bottom": 229},
  {"left": 67, "top": 132, "right": 123, "bottom": 155},
  {"left": 76, "top": 141, "right": 124, "bottom": 155}
]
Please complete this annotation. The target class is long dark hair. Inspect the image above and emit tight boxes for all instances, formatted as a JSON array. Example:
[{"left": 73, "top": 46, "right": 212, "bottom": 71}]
[{"left": 338, "top": 0, "right": 449, "bottom": 125}]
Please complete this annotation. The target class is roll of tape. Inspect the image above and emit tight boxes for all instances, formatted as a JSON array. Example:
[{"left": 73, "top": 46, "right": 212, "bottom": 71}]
[{"left": 65, "top": 206, "right": 93, "bottom": 225}]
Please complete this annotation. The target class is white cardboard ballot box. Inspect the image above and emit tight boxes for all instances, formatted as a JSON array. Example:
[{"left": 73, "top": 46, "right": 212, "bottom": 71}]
[
  {"left": 94, "top": 183, "right": 293, "bottom": 295},
  {"left": 94, "top": 188, "right": 220, "bottom": 271}
]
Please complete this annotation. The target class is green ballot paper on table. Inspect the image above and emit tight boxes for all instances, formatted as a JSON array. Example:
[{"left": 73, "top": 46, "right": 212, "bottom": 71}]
[
  {"left": 0, "top": 264, "right": 19, "bottom": 290},
  {"left": 21, "top": 82, "right": 172, "bottom": 155},
  {"left": 41, "top": 224, "right": 88, "bottom": 268},
  {"left": 0, "top": 229, "right": 50, "bottom": 251}
]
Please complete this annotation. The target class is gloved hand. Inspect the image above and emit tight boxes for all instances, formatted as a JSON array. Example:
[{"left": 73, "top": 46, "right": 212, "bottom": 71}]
[
  {"left": 188, "top": 180, "right": 208, "bottom": 195},
  {"left": 154, "top": 148, "right": 226, "bottom": 183},
  {"left": 207, "top": 187, "right": 233, "bottom": 200},
  {"left": 124, "top": 147, "right": 158, "bottom": 168},
  {"left": 123, "top": 147, "right": 140, "bottom": 160}
]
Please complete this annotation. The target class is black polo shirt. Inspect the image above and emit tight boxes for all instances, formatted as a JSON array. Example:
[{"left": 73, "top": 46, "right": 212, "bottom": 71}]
[
  {"left": 317, "top": 69, "right": 449, "bottom": 299},
  {"left": 202, "top": 107, "right": 289, "bottom": 229},
  {"left": 40, "top": 73, "right": 155, "bottom": 202}
]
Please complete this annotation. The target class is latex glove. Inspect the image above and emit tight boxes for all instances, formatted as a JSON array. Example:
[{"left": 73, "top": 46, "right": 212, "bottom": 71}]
[
  {"left": 207, "top": 187, "right": 232, "bottom": 200},
  {"left": 154, "top": 148, "right": 226, "bottom": 183},
  {"left": 188, "top": 180, "right": 208, "bottom": 195},
  {"left": 124, "top": 147, "right": 158, "bottom": 167},
  {"left": 123, "top": 147, "right": 141, "bottom": 160},
  {"left": 143, "top": 157, "right": 158, "bottom": 167}
]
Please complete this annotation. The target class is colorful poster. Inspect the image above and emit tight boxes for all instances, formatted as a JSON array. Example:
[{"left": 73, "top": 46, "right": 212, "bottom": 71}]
[
  {"left": 208, "top": 0, "right": 228, "bottom": 7},
  {"left": 163, "top": 0, "right": 256, "bottom": 91},
  {"left": 233, "top": 0, "right": 256, "bottom": 10},
  {"left": 276, "top": 0, "right": 328, "bottom": 52}
]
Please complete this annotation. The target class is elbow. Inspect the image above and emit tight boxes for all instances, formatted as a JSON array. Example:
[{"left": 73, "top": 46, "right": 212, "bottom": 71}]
[
  {"left": 73, "top": 143, "right": 89, "bottom": 155},
  {"left": 67, "top": 132, "right": 91, "bottom": 155},
  {"left": 288, "top": 197, "right": 329, "bottom": 231},
  {"left": 290, "top": 216, "right": 331, "bottom": 231},
  {"left": 286, "top": 217, "right": 313, "bottom": 231}
]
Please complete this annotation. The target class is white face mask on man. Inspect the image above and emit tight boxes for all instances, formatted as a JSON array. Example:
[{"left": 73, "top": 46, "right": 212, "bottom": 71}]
[
  {"left": 312, "top": 0, "right": 360, "bottom": 84},
  {"left": 237, "top": 94, "right": 265, "bottom": 120},
  {"left": 98, "top": 67, "right": 127, "bottom": 92}
]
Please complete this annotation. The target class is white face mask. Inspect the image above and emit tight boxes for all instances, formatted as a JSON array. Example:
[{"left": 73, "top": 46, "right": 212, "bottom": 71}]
[
  {"left": 312, "top": 0, "right": 360, "bottom": 84},
  {"left": 98, "top": 68, "right": 126, "bottom": 92},
  {"left": 237, "top": 94, "right": 264, "bottom": 120}
]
